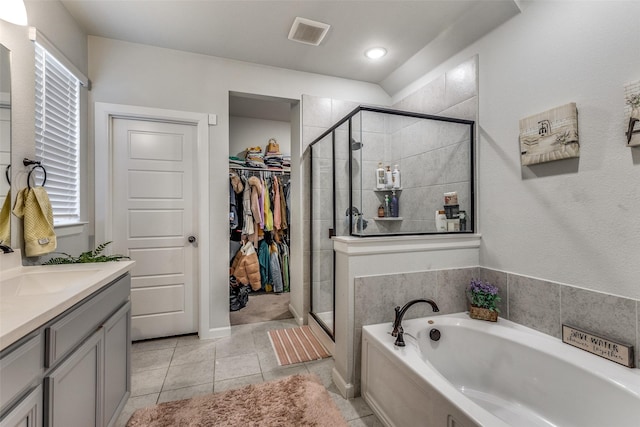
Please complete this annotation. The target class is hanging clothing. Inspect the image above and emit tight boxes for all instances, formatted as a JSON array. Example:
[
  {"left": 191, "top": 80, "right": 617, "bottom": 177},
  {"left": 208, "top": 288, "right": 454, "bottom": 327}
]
[
  {"left": 230, "top": 241, "right": 262, "bottom": 291},
  {"left": 247, "top": 176, "right": 263, "bottom": 247},
  {"left": 269, "top": 243, "right": 284, "bottom": 293},
  {"left": 273, "top": 176, "right": 281, "bottom": 230},
  {"left": 229, "top": 181, "right": 238, "bottom": 230},
  {"left": 263, "top": 177, "right": 274, "bottom": 232},
  {"left": 279, "top": 241, "right": 290, "bottom": 292},
  {"left": 241, "top": 175, "right": 254, "bottom": 238},
  {"left": 258, "top": 238, "right": 271, "bottom": 291},
  {"left": 278, "top": 178, "right": 288, "bottom": 231}
]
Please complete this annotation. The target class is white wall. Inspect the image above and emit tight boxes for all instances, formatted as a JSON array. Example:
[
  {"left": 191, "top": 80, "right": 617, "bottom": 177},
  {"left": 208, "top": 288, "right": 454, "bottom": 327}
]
[
  {"left": 229, "top": 116, "right": 290, "bottom": 158},
  {"left": 88, "top": 36, "right": 390, "bottom": 334},
  {"left": 394, "top": 1, "right": 640, "bottom": 300},
  {"left": 1, "top": 1, "right": 90, "bottom": 259}
]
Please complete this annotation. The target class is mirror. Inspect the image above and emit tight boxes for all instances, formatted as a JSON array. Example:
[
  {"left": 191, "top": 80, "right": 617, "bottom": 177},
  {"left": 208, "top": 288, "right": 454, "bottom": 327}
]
[{"left": 0, "top": 44, "right": 10, "bottom": 244}]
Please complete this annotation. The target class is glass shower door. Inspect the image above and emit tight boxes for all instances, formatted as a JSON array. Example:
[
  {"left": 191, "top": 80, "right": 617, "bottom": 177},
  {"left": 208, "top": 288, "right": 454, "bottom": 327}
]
[{"left": 310, "top": 132, "right": 335, "bottom": 337}]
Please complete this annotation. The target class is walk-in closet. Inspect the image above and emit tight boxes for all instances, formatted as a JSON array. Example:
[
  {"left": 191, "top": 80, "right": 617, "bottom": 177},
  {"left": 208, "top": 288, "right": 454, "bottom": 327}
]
[{"left": 228, "top": 93, "right": 297, "bottom": 326}]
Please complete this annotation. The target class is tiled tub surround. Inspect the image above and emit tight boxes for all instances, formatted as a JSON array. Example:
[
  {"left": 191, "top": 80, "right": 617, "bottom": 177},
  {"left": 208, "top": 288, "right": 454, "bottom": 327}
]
[{"left": 353, "top": 267, "right": 640, "bottom": 396}]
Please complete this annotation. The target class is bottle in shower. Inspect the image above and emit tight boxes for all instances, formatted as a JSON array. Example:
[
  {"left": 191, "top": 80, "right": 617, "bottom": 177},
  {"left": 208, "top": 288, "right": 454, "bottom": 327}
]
[
  {"left": 385, "top": 165, "right": 393, "bottom": 189},
  {"left": 436, "top": 210, "right": 447, "bottom": 232},
  {"left": 376, "top": 162, "right": 385, "bottom": 189},
  {"left": 391, "top": 191, "right": 399, "bottom": 217},
  {"left": 384, "top": 195, "right": 390, "bottom": 217},
  {"left": 392, "top": 164, "right": 401, "bottom": 189}
]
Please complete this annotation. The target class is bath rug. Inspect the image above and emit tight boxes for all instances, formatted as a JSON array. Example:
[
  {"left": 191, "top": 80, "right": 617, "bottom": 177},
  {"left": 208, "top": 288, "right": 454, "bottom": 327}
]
[
  {"left": 268, "top": 325, "right": 331, "bottom": 366},
  {"left": 126, "top": 374, "right": 346, "bottom": 427}
]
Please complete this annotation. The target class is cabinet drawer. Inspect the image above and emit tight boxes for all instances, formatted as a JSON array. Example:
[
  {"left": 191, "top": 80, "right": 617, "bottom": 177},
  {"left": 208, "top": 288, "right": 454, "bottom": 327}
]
[
  {"left": 0, "top": 333, "right": 43, "bottom": 413},
  {"left": 45, "top": 274, "right": 130, "bottom": 368}
]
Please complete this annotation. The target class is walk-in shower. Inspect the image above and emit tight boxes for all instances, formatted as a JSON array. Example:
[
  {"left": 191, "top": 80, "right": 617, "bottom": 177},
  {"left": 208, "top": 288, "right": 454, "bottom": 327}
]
[{"left": 309, "top": 105, "right": 475, "bottom": 339}]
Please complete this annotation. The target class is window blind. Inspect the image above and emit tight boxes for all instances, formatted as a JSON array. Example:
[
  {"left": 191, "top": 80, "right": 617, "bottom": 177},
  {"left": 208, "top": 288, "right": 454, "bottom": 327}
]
[{"left": 34, "top": 42, "right": 80, "bottom": 225}]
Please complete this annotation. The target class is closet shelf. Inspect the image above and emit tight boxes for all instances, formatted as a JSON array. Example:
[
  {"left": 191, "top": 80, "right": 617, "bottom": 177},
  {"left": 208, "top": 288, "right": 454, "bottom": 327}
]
[
  {"left": 373, "top": 217, "right": 403, "bottom": 221},
  {"left": 229, "top": 164, "right": 290, "bottom": 173},
  {"left": 374, "top": 188, "right": 402, "bottom": 192}
]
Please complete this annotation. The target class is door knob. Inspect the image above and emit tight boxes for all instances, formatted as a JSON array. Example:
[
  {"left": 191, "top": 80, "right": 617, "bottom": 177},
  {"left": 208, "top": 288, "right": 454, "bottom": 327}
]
[{"left": 188, "top": 236, "right": 197, "bottom": 243}]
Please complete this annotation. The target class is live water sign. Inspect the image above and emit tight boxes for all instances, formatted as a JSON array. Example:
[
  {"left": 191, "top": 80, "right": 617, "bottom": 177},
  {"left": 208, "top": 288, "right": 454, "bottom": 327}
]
[{"left": 562, "top": 325, "right": 635, "bottom": 368}]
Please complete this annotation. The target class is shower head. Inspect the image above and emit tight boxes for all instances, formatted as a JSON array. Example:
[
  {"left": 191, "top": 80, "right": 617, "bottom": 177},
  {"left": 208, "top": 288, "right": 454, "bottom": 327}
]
[{"left": 351, "top": 138, "right": 363, "bottom": 151}]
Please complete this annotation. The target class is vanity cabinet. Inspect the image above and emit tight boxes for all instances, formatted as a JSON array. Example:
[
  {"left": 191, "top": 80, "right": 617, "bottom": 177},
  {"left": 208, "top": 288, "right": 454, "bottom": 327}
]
[
  {"left": 0, "top": 386, "right": 42, "bottom": 427},
  {"left": 0, "top": 273, "right": 131, "bottom": 427}
]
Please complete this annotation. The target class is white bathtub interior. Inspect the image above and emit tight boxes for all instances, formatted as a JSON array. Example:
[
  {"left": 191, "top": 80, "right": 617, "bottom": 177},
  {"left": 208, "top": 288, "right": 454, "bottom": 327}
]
[{"left": 362, "top": 313, "right": 640, "bottom": 427}]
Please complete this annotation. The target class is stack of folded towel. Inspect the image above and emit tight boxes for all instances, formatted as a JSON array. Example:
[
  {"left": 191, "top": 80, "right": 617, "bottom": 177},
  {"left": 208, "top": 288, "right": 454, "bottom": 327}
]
[{"left": 245, "top": 146, "right": 266, "bottom": 168}]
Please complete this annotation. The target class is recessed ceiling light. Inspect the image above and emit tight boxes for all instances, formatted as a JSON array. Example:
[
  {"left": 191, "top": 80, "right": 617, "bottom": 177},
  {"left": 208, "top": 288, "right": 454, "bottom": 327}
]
[{"left": 365, "top": 47, "right": 387, "bottom": 60}]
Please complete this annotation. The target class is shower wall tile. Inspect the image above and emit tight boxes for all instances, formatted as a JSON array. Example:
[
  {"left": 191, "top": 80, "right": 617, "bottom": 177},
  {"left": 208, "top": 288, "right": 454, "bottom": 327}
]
[
  {"left": 311, "top": 189, "right": 332, "bottom": 221},
  {"left": 561, "top": 286, "right": 637, "bottom": 348},
  {"left": 311, "top": 220, "right": 333, "bottom": 251},
  {"left": 311, "top": 250, "right": 333, "bottom": 282},
  {"left": 444, "top": 57, "right": 477, "bottom": 110},
  {"left": 303, "top": 95, "right": 332, "bottom": 128},
  {"left": 361, "top": 111, "right": 386, "bottom": 133},
  {"left": 508, "top": 275, "right": 561, "bottom": 338},
  {"left": 303, "top": 125, "right": 329, "bottom": 149},
  {"left": 417, "top": 75, "right": 446, "bottom": 115},
  {"left": 361, "top": 132, "right": 385, "bottom": 162},
  {"left": 437, "top": 267, "right": 479, "bottom": 314},
  {"left": 361, "top": 160, "right": 378, "bottom": 191},
  {"left": 442, "top": 143, "right": 471, "bottom": 184},
  {"left": 440, "top": 96, "right": 478, "bottom": 122},
  {"left": 332, "top": 99, "right": 359, "bottom": 124},
  {"left": 636, "top": 302, "right": 639, "bottom": 368}
]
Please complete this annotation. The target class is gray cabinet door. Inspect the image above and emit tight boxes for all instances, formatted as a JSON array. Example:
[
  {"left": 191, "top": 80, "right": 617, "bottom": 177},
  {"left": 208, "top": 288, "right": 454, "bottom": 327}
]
[
  {"left": 103, "top": 302, "right": 131, "bottom": 427},
  {"left": 0, "top": 385, "right": 42, "bottom": 427},
  {"left": 45, "top": 329, "right": 104, "bottom": 427}
]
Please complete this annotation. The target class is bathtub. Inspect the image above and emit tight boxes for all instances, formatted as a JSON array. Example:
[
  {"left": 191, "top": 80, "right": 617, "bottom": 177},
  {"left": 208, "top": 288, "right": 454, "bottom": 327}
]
[{"left": 361, "top": 313, "right": 640, "bottom": 427}]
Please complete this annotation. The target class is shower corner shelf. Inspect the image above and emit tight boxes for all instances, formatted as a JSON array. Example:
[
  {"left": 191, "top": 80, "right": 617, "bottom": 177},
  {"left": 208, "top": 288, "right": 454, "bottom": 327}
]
[
  {"left": 374, "top": 187, "right": 403, "bottom": 192},
  {"left": 373, "top": 216, "right": 403, "bottom": 221}
]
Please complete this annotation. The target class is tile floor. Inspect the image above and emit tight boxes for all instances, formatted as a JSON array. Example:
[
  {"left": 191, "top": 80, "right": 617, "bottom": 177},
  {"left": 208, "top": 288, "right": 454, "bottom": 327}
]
[{"left": 115, "top": 318, "right": 383, "bottom": 426}]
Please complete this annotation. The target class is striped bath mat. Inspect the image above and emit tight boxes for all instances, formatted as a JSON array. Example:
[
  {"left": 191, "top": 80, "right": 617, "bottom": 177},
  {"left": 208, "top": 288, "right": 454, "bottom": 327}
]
[{"left": 268, "top": 326, "right": 331, "bottom": 366}]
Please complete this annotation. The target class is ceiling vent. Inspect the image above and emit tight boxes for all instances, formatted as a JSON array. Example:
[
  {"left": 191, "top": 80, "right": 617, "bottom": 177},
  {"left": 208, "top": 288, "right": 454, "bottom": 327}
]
[{"left": 288, "top": 17, "right": 330, "bottom": 46}]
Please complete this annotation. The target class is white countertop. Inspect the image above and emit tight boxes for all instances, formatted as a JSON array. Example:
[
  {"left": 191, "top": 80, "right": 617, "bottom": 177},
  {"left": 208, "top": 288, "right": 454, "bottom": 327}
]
[{"left": 0, "top": 251, "right": 135, "bottom": 351}]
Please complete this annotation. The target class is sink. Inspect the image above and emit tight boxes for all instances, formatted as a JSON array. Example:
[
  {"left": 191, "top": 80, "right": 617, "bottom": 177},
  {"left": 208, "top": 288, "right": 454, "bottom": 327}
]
[{"left": 2, "top": 269, "right": 100, "bottom": 296}]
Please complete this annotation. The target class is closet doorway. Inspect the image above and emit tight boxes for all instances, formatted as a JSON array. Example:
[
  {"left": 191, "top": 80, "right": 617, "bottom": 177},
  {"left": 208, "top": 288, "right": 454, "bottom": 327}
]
[{"left": 228, "top": 92, "right": 297, "bottom": 326}]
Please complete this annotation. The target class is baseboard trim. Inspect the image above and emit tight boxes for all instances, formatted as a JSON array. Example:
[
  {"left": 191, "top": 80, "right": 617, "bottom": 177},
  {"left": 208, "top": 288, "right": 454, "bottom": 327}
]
[
  {"left": 288, "top": 303, "right": 304, "bottom": 326},
  {"left": 332, "top": 366, "right": 355, "bottom": 399},
  {"left": 198, "top": 325, "right": 230, "bottom": 340}
]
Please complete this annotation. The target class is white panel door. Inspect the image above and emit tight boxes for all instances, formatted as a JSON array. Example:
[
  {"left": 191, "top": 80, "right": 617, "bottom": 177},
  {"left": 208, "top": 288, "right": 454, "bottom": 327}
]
[{"left": 112, "top": 118, "right": 198, "bottom": 340}]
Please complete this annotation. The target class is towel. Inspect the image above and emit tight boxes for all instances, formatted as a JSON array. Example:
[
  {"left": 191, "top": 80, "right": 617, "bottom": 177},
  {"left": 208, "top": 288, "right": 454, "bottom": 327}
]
[
  {"left": 12, "top": 187, "right": 56, "bottom": 256},
  {"left": 0, "top": 190, "right": 10, "bottom": 244}
]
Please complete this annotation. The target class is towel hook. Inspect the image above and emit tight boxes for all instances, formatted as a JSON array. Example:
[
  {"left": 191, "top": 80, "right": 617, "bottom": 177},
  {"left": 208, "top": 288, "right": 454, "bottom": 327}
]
[
  {"left": 4, "top": 164, "right": 9, "bottom": 185},
  {"left": 27, "top": 164, "right": 47, "bottom": 189}
]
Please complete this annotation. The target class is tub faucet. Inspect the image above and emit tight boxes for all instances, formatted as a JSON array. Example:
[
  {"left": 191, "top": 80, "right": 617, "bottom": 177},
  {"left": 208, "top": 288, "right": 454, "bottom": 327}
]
[
  {"left": 391, "top": 299, "right": 440, "bottom": 347},
  {"left": 0, "top": 243, "right": 13, "bottom": 254}
]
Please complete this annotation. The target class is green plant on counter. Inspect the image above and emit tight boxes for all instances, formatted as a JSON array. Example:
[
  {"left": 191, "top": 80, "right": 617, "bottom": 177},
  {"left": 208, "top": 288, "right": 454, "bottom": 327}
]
[
  {"left": 43, "top": 241, "right": 130, "bottom": 265},
  {"left": 467, "top": 279, "right": 501, "bottom": 313}
]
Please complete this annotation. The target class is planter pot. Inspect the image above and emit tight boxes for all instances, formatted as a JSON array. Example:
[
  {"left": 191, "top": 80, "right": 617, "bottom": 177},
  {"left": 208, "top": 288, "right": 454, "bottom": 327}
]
[{"left": 469, "top": 305, "right": 498, "bottom": 322}]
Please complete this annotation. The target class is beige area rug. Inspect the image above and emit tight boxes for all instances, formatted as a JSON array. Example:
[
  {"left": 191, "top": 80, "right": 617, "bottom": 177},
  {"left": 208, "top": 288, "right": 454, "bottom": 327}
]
[
  {"left": 126, "top": 374, "right": 347, "bottom": 427},
  {"left": 268, "top": 325, "right": 331, "bottom": 366}
]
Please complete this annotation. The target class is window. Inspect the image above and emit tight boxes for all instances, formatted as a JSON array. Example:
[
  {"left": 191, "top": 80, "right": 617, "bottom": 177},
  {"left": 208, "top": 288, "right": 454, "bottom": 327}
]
[{"left": 34, "top": 42, "right": 80, "bottom": 225}]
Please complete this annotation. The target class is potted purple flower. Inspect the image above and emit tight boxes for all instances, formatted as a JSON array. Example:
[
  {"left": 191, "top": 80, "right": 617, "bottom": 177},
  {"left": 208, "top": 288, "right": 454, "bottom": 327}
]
[{"left": 467, "top": 279, "right": 501, "bottom": 322}]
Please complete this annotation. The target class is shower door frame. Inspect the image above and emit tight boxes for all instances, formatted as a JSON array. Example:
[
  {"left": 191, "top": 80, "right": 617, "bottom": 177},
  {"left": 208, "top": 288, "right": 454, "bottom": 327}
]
[{"left": 308, "top": 105, "right": 476, "bottom": 340}]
